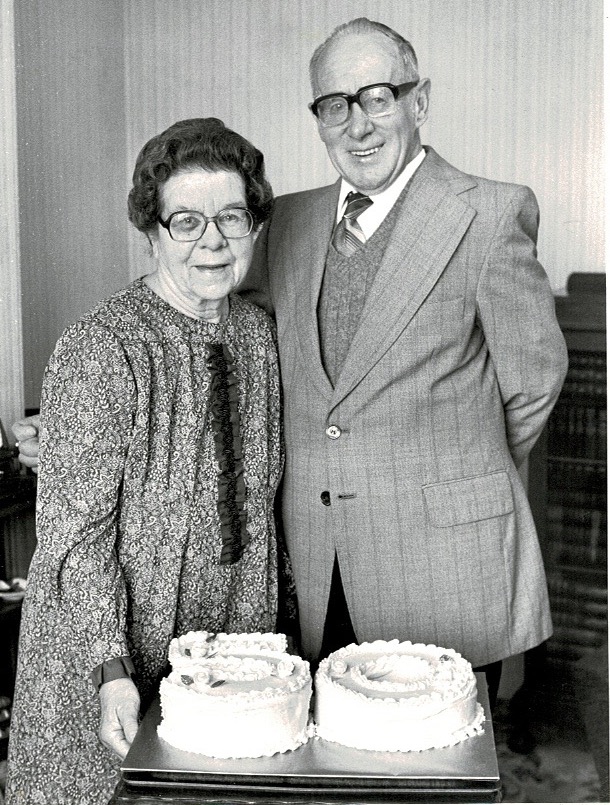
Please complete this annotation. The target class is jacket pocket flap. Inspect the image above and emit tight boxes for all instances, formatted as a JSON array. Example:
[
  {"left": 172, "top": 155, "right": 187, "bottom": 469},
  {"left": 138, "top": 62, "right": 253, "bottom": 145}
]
[{"left": 422, "top": 471, "right": 513, "bottom": 527}]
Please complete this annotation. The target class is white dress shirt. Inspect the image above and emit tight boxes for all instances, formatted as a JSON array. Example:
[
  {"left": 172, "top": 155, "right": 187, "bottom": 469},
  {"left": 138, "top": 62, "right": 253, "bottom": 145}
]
[{"left": 336, "top": 148, "right": 426, "bottom": 240}]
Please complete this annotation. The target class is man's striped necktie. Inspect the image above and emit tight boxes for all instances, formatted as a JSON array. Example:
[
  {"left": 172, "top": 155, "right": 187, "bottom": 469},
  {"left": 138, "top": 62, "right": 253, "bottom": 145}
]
[{"left": 332, "top": 191, "right": 373, "bottom": 256}]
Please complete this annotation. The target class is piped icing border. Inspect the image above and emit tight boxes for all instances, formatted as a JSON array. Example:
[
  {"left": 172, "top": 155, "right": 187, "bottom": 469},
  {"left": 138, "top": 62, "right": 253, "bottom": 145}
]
[
  {"left": 165, "top": 631, "right": 310, "bottom": 700},
  {"left": 317, "top": 640, "right": 478, "bottom": 706}
]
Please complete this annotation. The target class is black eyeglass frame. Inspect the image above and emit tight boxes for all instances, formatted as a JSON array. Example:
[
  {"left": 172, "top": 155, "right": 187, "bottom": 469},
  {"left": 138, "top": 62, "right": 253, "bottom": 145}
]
[
  {"left": 309, "top": 81, "right": 420, "bottom": 126},
  {"left": 157, "top": 208, "right": 254, "bottom": 242}
]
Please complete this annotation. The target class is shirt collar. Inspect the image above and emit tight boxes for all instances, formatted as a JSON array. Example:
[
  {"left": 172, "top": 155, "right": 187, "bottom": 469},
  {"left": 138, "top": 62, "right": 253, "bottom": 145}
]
[{"left": 336, "top": 148, "right": 426, "bottom": 239}]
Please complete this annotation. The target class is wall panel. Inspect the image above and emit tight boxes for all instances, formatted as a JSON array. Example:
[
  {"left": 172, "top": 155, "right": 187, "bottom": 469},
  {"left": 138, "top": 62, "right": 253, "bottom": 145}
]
[
  {"left": 124, "top": 0, "right": 604, "bottom": 293},
  {"left": 15, "top": 0, "right": 127, "bottom": 408},
  {"left": 14, "top": 1, "right": 604, "bottom": 408},
  {"left": 0, "top": 0, "right": 24, "bottom": 435}
]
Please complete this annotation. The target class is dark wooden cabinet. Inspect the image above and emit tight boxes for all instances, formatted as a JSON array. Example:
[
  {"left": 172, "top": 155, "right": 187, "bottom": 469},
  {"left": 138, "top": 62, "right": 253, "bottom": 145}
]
[
  {"left": 0, "top": 463, "right": 37, "bottom": 760},
  {"left": 521, "top": 272, "right": 607, "bottom": 799},
  {"left": 528, "top": 272, "right": 607, "bottom": 663}
]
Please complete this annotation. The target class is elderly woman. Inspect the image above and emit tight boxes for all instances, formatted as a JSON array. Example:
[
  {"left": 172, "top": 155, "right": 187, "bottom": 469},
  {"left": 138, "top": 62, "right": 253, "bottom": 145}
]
[{"left": 7, "top": 118, "right": 283, "bottom": 805}]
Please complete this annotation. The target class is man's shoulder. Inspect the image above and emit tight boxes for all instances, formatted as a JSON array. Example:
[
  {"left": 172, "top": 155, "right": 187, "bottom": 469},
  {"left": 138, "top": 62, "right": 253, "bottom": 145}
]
[
  {"left": 426, "top": 147, "right": 534, "bottom": 201},
  {"left": 273, "top": 182, "right": 337, "bottom": 212}
]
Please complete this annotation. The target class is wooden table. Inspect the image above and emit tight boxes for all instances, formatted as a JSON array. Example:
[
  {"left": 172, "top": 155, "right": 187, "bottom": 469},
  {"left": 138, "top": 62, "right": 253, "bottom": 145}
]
[{"left": 111, "top": 675, "right": 500, "bottom": 804}]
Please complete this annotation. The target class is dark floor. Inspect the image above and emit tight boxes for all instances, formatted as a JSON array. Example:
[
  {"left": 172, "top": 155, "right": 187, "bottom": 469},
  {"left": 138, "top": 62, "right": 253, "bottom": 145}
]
[{"left": 494, "top": 652, "right": 608, "bottom": 803}]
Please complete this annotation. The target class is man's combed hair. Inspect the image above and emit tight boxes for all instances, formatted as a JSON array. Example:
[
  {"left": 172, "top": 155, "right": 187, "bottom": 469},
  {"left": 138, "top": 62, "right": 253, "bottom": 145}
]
[
  {"left": 128, "top": 117, "right": 274, "bottom": 234},
  {"left": 309, "top": 18, "right": 419, "bottom": 94}
]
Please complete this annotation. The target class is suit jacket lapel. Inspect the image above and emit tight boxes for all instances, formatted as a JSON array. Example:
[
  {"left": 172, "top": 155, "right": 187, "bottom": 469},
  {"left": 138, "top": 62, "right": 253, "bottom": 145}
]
[
  {"left": 332, "top": 150, "right": 477, "bottom": 407},
  {"left": 291, "top": 181, "right": 339, "bottom": 399}
]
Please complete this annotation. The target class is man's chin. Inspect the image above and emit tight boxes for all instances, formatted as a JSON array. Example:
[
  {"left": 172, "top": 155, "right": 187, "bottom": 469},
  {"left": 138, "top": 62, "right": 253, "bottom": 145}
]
[
  {"left": 345, "top": 173, "right": 390, "bottom": 195},
  {"left": 337, "top": 158, "right": 394, "bottom": 195}
]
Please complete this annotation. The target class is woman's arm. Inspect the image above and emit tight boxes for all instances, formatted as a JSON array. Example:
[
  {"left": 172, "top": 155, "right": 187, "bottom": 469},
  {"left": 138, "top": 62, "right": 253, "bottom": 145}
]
[{"left": 36, "top": 320, "right": 137, "bottom": 674}]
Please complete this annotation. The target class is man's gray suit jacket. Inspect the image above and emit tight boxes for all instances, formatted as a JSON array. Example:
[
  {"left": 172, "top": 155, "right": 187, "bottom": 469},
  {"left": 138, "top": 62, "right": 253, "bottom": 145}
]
[{"left": 241, "top": 147, "right": 568, "bottom": 666}]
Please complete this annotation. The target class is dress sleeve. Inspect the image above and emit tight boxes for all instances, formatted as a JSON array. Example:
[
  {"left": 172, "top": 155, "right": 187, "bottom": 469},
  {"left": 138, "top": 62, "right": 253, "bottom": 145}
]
[
  {"left": 90, "top": 655, "right": 137, "bottom": 692},
  {"left": 476, "top": 185, "right": 568, "bottom": 468},
  {"left": 35, "top": 320, "right": 137, "bottom": 677},
  {"left": 265, "top": 319, "right": 284, "bottom": 499},
  {"left": 262, "top": 321, "right": 297, "bottom": 637}
]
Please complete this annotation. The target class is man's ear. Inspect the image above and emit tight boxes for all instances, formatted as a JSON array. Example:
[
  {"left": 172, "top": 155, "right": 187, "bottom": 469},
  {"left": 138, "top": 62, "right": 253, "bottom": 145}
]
[{"left": 414, "top": 78, "right": 431, "bottom": 129}]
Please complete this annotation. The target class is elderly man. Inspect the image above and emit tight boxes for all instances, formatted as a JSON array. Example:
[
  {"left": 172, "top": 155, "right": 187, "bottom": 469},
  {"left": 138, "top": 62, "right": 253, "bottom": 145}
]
[
  {"left": 240, "top": 17, "right": 567, "bottom": 707},
  {"left": 14, "top": 18, "right": 567, "bottom": 708}
]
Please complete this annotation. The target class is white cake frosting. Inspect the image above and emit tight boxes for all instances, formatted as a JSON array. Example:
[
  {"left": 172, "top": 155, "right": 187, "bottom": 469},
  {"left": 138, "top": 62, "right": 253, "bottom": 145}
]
[
  {"left": 158, "top": 631, "right": 313, "bottom": 758},
  {"left": 314, "top": 640, "right": 485, "bottom": 752}
]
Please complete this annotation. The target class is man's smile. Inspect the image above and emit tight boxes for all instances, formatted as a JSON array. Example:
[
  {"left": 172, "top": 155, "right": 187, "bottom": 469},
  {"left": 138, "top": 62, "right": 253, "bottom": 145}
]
[{"left": 350, "top": 145, "right": 382, "bottom": 158}]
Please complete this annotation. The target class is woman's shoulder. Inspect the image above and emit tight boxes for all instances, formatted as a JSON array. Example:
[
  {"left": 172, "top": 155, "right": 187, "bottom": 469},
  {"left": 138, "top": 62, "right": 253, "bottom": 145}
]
[
  {"left": 82, "top": 279, "right": 150, "bottom": 320},
  {"left": 53, "top": 280, "right": 158, "bottom": 356},
  {"left": 63, "top": 280, "right": 154, "bottom": 334}
]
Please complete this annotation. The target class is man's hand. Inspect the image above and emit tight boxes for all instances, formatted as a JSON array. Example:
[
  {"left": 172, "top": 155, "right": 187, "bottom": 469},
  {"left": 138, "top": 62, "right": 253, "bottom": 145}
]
[
  {"left": 98, "top": 677, "right": 140, "bottom": 759},
  {"left": 11, "top": 414, "right": 40, "bottom": 473}
]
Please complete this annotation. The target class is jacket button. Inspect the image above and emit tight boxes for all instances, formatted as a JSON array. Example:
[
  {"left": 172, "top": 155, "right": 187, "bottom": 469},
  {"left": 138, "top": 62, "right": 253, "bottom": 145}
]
[
  {"left": 325, "top": 425, "right": 341, "bottom": 440},
  {"left": 320, "top": 491, "right": 331, "bottom": 506}
]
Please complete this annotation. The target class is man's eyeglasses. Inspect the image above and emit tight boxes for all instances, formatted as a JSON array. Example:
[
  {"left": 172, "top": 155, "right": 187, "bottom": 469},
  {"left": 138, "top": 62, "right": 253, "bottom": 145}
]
[
  {"left": 157, "top": 208, "right": 254, "bottom": 242},
  {"left": 310, "top": 81, "right": 419, "bottom": 128}
]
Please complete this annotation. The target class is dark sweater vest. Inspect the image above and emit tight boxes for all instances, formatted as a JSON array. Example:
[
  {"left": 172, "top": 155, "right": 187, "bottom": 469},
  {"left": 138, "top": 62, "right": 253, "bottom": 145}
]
[{"left": 317, "top": 182, "right": 411, "bottom": 386}]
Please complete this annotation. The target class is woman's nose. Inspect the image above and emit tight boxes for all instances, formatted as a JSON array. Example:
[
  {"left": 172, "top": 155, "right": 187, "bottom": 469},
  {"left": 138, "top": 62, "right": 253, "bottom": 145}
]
[{"left": 197, "top": 220, "right": 226, "bottom": 249}]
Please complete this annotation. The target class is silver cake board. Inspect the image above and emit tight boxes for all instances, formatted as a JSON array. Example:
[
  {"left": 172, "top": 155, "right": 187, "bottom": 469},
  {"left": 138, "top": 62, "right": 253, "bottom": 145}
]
[{"left": 116, "top": 673, "right": 500, "bottom": 804}]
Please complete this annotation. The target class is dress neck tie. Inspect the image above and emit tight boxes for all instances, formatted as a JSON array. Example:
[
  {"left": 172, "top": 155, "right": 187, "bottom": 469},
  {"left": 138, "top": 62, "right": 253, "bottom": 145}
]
[{"left": 332, "top": 191, "right": 373, "bottom": 256}]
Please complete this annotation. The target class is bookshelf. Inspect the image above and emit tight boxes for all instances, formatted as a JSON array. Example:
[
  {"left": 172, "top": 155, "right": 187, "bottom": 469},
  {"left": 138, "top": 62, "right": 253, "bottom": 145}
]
[
  {"left": 510, "top": 275, "right": 607, "bottom": 782},
  {"left": 529, "top": 273, "right": 607, "bottom": 664}
]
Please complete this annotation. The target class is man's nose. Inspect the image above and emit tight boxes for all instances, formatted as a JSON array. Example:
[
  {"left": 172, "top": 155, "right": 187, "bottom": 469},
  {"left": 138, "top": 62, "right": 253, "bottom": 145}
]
[
  {"left": 197, "top": 220, "right": 226, "bottom": 249},
  {"left": 345, "top": 101, "right": 375, "bottom": 138}
]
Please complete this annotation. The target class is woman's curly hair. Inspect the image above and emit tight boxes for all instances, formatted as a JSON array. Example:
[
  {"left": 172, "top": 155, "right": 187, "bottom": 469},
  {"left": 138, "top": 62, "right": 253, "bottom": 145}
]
[{"left": 128, "top": 118, "right": 274, "bottom": 234}]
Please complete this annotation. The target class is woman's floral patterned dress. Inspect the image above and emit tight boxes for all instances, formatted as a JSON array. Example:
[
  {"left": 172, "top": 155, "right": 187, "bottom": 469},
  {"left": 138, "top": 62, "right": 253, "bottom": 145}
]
[{"left": 6, "top": 280, "right": 283, "bottom": 804}]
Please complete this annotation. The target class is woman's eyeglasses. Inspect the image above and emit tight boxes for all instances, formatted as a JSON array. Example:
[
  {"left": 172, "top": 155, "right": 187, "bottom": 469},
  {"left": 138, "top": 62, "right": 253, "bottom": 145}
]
[{"left": 158, "top": 208, "right": 254, "bottom": 241}]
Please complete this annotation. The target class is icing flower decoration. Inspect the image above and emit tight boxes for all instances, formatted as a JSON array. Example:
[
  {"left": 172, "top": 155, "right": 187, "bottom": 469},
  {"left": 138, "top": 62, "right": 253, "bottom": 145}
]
[
  {"left": 176, "top": 632, "right": 215, "bottom": 659},
  {"left": 275, "top": 659, "right": 294, "bottom": 678},
  {"left": 190, "top": 643, "right": 213, "bottom": 659},
  {"left": 193, "top": 668, "right": 210, "bottom": 693},
  {"left": 329, "top": 659, "right": 348, "bottom": 678}
]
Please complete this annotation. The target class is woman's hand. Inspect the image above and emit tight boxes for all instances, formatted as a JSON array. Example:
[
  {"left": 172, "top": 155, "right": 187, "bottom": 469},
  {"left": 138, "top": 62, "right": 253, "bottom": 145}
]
[
  {"left": 98, "top": 677, "right": 140, "bottom": 759},
  {"left": 11, "top": 414, "right": 41, "bottom": 473}
]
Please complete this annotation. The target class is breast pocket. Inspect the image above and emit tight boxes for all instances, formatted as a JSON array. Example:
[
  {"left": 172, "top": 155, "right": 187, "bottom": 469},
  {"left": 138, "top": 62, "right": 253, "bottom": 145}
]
[{"left": 422, "top": 470, "right": 514, "bottom": 528}]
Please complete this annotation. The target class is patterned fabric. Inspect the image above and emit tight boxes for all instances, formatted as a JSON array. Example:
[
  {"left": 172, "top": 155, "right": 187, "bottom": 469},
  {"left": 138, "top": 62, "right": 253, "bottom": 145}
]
[
  {"left": 6, "top": 279, "right": 284, "bottom": 805},
  {"left": 331, "top": 191, "right": 373, "bottom": 254}
]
